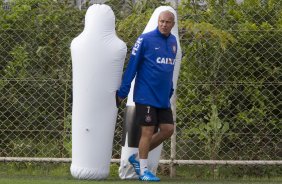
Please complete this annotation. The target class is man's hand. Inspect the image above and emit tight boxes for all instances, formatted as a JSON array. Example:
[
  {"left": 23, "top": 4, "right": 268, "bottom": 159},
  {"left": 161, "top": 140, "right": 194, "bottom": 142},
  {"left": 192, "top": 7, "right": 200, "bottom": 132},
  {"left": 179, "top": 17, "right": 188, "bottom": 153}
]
[
  {"left": 169, "top": 88, "right": 174, "bottom": 99},
  {"left": 116, "top": 91, "right": 123, "bottom": 108}
]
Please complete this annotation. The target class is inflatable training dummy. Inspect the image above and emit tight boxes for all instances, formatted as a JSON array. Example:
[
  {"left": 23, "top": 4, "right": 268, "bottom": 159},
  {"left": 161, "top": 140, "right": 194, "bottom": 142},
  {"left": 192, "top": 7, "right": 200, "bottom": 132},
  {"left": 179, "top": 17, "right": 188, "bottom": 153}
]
[
  {"left": 118, "top": 6, "right": 182, "bottom": 179},
  {"left": 70, "top": 4, "right": 127, "bottom": 180}
]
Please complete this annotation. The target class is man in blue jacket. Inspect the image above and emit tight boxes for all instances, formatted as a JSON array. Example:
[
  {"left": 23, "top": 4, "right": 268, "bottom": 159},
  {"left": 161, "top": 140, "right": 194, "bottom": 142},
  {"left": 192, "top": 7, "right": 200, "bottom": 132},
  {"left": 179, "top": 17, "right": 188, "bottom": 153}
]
[{"left": 116, "top": 10, "right": 177, "bottom": 181}]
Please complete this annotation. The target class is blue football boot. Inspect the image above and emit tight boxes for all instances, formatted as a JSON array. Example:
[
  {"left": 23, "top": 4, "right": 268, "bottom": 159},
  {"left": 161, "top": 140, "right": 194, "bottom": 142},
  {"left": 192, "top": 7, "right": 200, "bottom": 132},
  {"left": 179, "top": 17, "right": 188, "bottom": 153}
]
[
  {"left": 128, "top": 153, "right": 140, "bottom": 175},
  {"left": 139, "top": 170, "right": 160, "bottom": 182}
]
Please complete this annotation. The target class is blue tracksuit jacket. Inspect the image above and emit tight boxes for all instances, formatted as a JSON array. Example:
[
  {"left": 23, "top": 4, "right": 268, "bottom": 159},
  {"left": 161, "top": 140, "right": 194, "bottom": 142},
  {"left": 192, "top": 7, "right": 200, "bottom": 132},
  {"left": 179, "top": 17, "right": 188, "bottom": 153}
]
[{"left": 117, "top": 28, "right": 177, "bottom": 108}]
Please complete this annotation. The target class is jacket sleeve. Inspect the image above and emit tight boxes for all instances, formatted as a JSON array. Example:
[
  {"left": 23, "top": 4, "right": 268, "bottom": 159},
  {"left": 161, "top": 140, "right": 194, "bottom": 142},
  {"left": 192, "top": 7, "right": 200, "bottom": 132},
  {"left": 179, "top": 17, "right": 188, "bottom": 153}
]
[{"left": 117, "top": 36, "right": 144, "bottom": 99}]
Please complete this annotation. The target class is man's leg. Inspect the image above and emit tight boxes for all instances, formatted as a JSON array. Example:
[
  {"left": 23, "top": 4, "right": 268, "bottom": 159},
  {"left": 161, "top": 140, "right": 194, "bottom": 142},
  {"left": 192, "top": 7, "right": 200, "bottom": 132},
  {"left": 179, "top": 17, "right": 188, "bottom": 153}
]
[
  {"left": 129, "top": 104, "right": 161, "bottom": 181},
  {"left": 149, "top": 123, "right": 174, "bottom": 151},
  {"left": 149, "top": 107, "right": 174, "bottom": 151},
  {"left": 138, "top": 125, "right": 161, "bottom": 181},
  {"left": 139, "top": 125, "right": 155, "bottom": 175},
  {"left": 129, "top": 104, "right": 158, "bottom": 176}
]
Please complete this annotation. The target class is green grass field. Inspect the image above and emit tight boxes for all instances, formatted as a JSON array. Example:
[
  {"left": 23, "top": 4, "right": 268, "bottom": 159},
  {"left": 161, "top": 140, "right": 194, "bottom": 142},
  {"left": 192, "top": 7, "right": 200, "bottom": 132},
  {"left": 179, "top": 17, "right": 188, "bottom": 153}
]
[
  {"left": 0, "top": 176, "right": 281, "bottom": 184},
  {"left": 1, "top": 163, "right": 281, "bottom": 184}
]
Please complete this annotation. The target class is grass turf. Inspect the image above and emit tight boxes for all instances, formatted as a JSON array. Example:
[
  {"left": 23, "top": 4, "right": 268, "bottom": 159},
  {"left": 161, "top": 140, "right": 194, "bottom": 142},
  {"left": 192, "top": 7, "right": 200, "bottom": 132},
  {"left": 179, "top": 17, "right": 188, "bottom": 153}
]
[
  {"left": 1, "top": 163, "right": 281, "bottom": 184},
  {"left": 0, "top": 176, "right": 281, "bottom": 184}
]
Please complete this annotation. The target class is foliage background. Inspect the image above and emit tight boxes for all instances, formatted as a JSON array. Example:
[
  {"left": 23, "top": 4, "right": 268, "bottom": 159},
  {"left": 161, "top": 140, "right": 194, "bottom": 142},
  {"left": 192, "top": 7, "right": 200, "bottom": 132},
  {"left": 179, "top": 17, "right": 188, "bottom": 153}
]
[{"left": 0, "top": 0, "right": 281, "bottom": 176}]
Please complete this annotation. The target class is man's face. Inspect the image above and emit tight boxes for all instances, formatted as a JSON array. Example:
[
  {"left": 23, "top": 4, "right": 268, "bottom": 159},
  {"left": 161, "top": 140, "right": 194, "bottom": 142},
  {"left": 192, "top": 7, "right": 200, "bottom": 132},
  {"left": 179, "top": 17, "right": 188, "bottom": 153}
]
[{"left": 158, "top": 12, "right": 175, "bottom": 36}]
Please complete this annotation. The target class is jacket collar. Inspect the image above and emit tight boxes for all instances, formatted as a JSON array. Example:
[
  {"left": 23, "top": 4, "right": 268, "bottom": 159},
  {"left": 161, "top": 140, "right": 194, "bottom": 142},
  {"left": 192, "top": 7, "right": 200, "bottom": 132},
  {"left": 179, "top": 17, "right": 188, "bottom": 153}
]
[{"left": 155, "top": 27, "right": 171, "bottom": 39}]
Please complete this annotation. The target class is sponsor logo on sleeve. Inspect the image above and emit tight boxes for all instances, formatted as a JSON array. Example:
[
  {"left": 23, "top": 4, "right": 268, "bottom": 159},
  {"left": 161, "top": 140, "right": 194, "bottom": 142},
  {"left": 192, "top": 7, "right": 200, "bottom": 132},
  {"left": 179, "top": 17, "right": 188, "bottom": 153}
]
[{"left": 132, "top": 37, "right": 143, "bottom": 56}]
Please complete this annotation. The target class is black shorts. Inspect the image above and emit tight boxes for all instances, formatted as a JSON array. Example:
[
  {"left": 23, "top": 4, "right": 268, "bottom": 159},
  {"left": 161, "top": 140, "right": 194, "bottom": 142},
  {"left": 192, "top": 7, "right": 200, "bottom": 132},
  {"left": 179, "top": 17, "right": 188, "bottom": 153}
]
[{"left": 135, "top": 103, "right": 174, "bottom": 126}]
